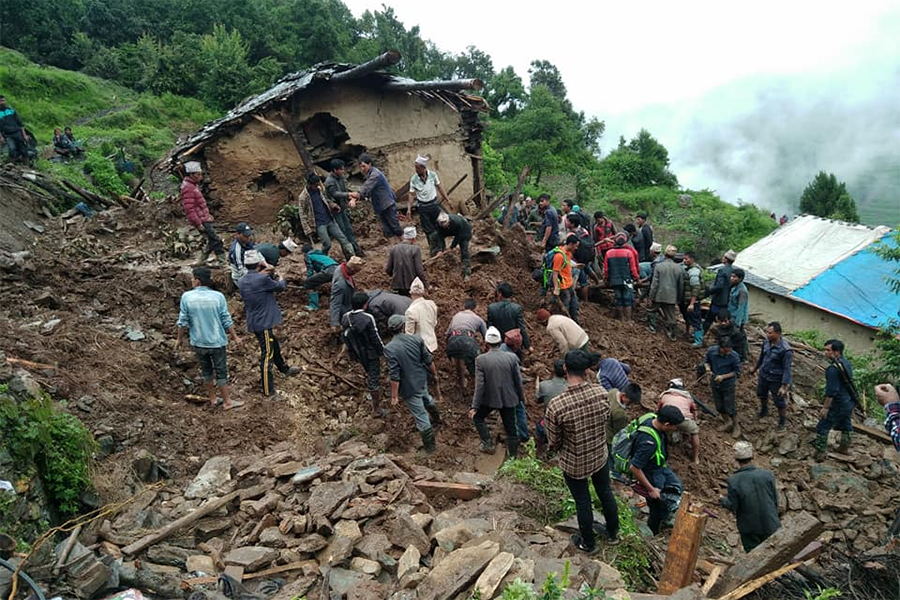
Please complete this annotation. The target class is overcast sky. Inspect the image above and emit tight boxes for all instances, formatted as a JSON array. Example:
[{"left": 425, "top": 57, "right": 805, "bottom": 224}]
[{"left": 343, "top": 0, "right": 900, "bottom": 222}]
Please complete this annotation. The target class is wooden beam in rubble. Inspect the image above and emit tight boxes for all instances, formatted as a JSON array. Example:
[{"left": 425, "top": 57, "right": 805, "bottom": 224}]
[{"left": 332, "top": 50, "right": 401, "bottom": 81}]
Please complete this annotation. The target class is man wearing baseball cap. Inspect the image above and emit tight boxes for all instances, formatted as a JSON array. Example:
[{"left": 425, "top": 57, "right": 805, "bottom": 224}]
[
  {"left": 180, "top": 161, "right": 226, "bottom": 266},
  {"left": 720, "top": 441, "right": 781, "bottom": 552},
  {"left": 470, "top": 326, "right": 526, "bottom": 458},
  {"left": 228, "top": 222, "right": 255, "bottom": 285}
]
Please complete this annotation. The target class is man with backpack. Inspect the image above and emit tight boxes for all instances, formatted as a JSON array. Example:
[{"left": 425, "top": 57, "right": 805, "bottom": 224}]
[
  {"left": 604, "top": 234, "right": 640, "bottom": 321},
  {"left": 341, "top": 292, "right": 386, "bottom": 417},
  {"left": 547, "top": 234, "right": 580, "bottom": 322},
  {"left": 613, "top": 405, "right": 685, "bottom": 534},
  {"left": 566, "top": 214, "right": 600, "bottom": 299},
  {"left": 545, "top": 350, "right": 620, "bottom": 553}
]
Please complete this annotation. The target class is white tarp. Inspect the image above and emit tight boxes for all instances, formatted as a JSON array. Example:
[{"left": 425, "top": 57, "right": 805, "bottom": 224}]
[{"left": 735, "top": 215, "right": 891, "bottom": 292}]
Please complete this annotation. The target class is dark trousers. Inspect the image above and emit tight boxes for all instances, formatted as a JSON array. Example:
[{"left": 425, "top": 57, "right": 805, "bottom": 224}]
[
  {"left": 740, "top": 532, "right": 769, "bottom": 553},
  {"left": 456, "top": 238, "right": 471, "bottom": 276},
  {"left": 201, "top": 222, "right": 224, "bottom": 255},
  {"left": 756, "top": 377, "right": 787, "bottom": 409},
  {"left": 559, "top": 287, "right": 579, "bottom": 322},
  {"left": 646, "top": 467, "right": 683, "bottom": 534},
  {"left": 563, "top": 461, "right": 619, "bottom": 547},
  {"left": 333, "top": 209, "right": 360, "bottom": 254},
  {"left": 4, "top": 130, "right": 29, "bottom": 160},
  {"left": 473, "top": 405, "right": 519, "bottom": 458},
  {"left": 418, "top": 201, "right": 442, "bottom": 256},
  {"left": 679, "top": 301, "right": 702, "bottom": 330},
  {"left": 816, "top": 399, "right": 853, "bottom": 436},
  {"left": 255, "top": 329, "right": 287, "bottom": 396},
  {"left": 711, "top": 379, "right": 737, "bottom": 416},
  {"left": 359, "top": 355, "right": 381, "bottom": 392},
  {"left": 703, "top": 303, "right": 724, "bottom": 333}
]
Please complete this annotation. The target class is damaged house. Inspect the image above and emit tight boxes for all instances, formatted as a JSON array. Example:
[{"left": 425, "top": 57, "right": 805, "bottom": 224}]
[{"left": 164, "top": 51, "right": 488, "bottom": 225}]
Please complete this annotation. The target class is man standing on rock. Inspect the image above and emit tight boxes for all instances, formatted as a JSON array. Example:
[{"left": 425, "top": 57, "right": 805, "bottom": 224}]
[
  {"left": 342, "top": 292, "right": 386, "bottom": 417},
  {"left": 545, "top": 350, "right": 620, "bottom": 552},
  {"left": 325, "top": 159, "right": 363, "bottom": 257},
  {"left": 350, "top": 153, "right": 403, "bottom": 242},
  {"left": 749, "top": 322, "right": 792, "bottom": 430},
  {"left": 176, "top": 267, "right": 242, "bottom": 410},
  {"left": 298, "top": 172, "right": 355, "bottom": 260},
  {"left": 228, "top": 222, "right": 255, "bottom": 286},
  {"left": 330, "top": 256, "right": 364, "bottom": 328},
  {"left": 648, "top": 245, "right": 684, "bottom": 341},
  {"left": 470, "top": 326, "right": 526, "bottom": 458},
  {"left": 407, "top": 155, "right": 452, "bottom": 256},
  {"left": 386, "top": 227, "right": 427, "bottom": 296},
  {"left": 814, "top": 339, "right": 856, "bottom": 460},
  {"left": 434, "top": 212, "right": 473, "bottom": 280},
  {"left": 487, "top": 282, "right": 530, "bottom": 356},
  {"left": 720, "top": 441, "right": 781, "bottom": 552},
  {"left": 405, "top": 277, "right": 438, "bottom": 353},
  {"left": 704, "top": 336, "right": 743, "bottom": 438},
  {"left": 384, "top": 315, "right": 442, "bottom": 454},
  {"left": 180, "top": 161, "right": 225, "bottom": 266},
  {"left": 238, "top": 250, "right": 299, "bottom": 398}
]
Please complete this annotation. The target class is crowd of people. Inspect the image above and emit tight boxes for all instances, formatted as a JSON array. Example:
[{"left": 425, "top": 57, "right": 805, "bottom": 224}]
[{"left": 174, "top": 154, "right": 900, "bottom": 551}]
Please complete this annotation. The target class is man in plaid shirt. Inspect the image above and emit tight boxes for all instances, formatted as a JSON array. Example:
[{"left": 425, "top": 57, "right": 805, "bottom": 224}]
[{"left": 545, "top": 350, "right": 620, "bottom": 553}]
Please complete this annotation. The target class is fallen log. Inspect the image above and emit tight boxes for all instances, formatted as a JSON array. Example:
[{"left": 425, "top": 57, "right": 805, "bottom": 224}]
[
  {"left": 700, "top": 565, "right": 723, "bottom": 596},
  {"left": 6, "top": 357, "right": 56, "bottom": 371},
  {"left": 658, "top": 493, "right": 707, "bottom": 594},
  {"left": 121, "top": 491, "right": 239, "bottom": 556},
  {"left": 707, "top": 511, "right": 823, "bottom": 598},
  {"left": 853, "top": 422, "right": 893, "bottom": 445},
  {"left": 717, "top": 561, "right": 803, "bottom": 600},
  {"left": 476, "top": 166, "right": 529, "bottom": 220}
]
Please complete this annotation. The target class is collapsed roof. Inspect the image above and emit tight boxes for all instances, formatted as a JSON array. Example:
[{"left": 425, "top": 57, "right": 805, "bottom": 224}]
[{"left": 163, "top": 51, "right": 487, "bottom": 171}]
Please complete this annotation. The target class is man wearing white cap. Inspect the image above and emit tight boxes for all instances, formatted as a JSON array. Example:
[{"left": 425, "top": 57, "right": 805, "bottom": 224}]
[
  {"left": 434, "top": 211, "right": 473, "bottom": 279},
  {"left": 405, "top": 277, "right": 438, "bottom": 352},
  {"left": 238, "top": 249, "right": 300, "bottom": 398},
  {"left": 408, "top": 154, "right": 451, "bottom": 257},
  {"left": 255, "top": 238, "right": 297, "bottom": 268},
  {"left": 386, "top": 226, "right": 427, "bottom": 296},
  {"left": 180, "top": 161, "right": 225, "bottom": 266},
  {"left": 721, "top": 441, "right": 781, "bottom": 552},
  {"left": 470, "top": 326, "right": 526, "bottom": 458}
]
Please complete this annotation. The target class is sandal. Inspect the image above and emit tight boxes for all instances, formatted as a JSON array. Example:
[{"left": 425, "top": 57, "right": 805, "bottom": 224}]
[{"left": 223, "top": 400, "right": 245, "bottom": 411}]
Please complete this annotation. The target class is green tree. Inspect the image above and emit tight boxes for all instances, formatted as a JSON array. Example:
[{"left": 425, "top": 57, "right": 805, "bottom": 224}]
[
  {"left": 798, "top": 171, "right": 860, "bottom": 222},
  {"left": 486, "top": 66, "right": 527, "bottom": 119},
  {"left": 597, "top": 129, "right": 678, "bottom": 190},
  {"left": 198, "top": 25, "right": 253, "bottom": 110}
]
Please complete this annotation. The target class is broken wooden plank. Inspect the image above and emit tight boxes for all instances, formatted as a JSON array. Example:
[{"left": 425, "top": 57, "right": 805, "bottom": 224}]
[
  {"left": 658, "top": 493, "right": 707, "bottom": 594},
  {"left": 413, "top": 480, "right": 482, "bottom": 500},
  {"left": 252, "top": 113, "right": 288, "bottom": 134},
  {"left": 445, "top": 173, "right": 468, "bottom": 197},
  {"left": 122, "top": 491, "right": 239, "bottom": 556},
  {"left": 853, "top": 422, "right": 893, "bottom": 445},
  {"left": 182, "top": 561, "right": 308, "bottom": 588},
  {"left": 707, "top": 511, "right": 823, "bottom": 598},
  {"left": 278, "top": 110, "right": 315, "bottom": 171},
  {"left": 718, "top": 561, "right": 803, "bottom": 600},
  {"left": 700, "top": 565, "right": 723, "bottom": 596}
]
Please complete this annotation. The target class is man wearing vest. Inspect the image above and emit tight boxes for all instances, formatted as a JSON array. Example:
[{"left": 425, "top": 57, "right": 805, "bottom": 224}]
[
  {"left": 550, "top": 234, "right": 580, "bottom": 323},
  {"left": 629, "top": 405, "right": 685, "bottom": 534}
]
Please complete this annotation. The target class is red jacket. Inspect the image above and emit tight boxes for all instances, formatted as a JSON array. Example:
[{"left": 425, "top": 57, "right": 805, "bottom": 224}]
[
  {"left": 604, "top": 245, "right": 640, "bottom": 284},
  {"left": 181, "top": 177, "right": 211, "bottom": 227}
]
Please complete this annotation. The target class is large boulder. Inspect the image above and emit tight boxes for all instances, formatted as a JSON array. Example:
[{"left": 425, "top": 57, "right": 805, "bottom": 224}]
[
  {"left": 417, "top": 540, "right": 500, "bottom": 600},
  {"left": 184, "top": 456, "right": 233, "bottom": 500}
]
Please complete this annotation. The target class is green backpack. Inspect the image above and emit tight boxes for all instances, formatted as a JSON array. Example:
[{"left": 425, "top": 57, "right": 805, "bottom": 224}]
[{"left": 611, "top": 412, "right": 666, "bottom": 476}]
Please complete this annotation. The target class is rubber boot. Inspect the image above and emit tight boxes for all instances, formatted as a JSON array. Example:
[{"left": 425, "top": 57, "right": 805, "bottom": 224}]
[
  {"left": 506, "top": 433, "right": 520, "bottom": 460},
  {"left": 717, "top": 415, "right": 733, "bottom": 433},
  {"left": 420, "top": 428, "right": 436, "bottom": 454},
  {"left": 426, "top": 404, "right": 443, "bottom": 429},
  {"left": 623, "top": 306, "right": 633, "bottom": 321},
  {"left": 813, "top": 434, "right": 828, "bottom": 462},
  {"left": 647, "top": 312, "right": 657, "bottom": 333},
  {"left": 837, "top": 431, "right": 852, "bottom": 454},
  {"left": 731, "top": 416, "right": 742, "bottom": 439},
  {"left": 758, "top": 398, "right": 769, "bottom": 418},
  {"left": 474, "top": 419, "right": 495, "bottom": 453},
  {"left": 777, "top": 408, "right": 786, "bottom": 430},
  {"left": 691, "top": 329, "right": 703, "bottom": 347},
  {"left": 666, "top": 323, "right": 677, "bottom": 341}
]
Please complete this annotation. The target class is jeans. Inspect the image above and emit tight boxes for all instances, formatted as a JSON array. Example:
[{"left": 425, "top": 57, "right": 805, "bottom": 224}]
[
  {"left": 255, "top": 329, "right": 288, "bottom": 396},
  {"left": 3, "top": 130, "right": 29, "bottom": 160},
  {"left": 201, "top": 221, "right": 224, "bottom": 255},
  {"left": 332, "top": 209, "right": 360, "bottom": 255},
  {"left": 646, "top": 467, "right": 683, "bottom": 534},
  {"left": 317, "top": 222, "right": 354, "bottom": 259},
  {"left": 194, "top": 346, "right": 228, "bottom": 386},
  {"left": 403, "top": 388, "right": 436, "bottom": 432},
  {"left": 679, "top": 301, "right": 702, "bottom": 330},
  {"left": 560, "top": 287, "right": 579, "bottom": 322},
  {"left": 516, "top": 400, "right": 530, "bottom": 441},
  {"left": 613, "top": 285, "right": 634, "bottom": 307},
  {"left": 564, "top": 461, "right": 619, "bottom": 547}
]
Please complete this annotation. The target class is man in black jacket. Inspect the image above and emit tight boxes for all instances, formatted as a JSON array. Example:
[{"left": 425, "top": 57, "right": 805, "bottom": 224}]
[
  {"left": 325, "top": 159, "right": 363, "bottom": 257},
  {"left": 703, "top": 250, "right": 735, "bottom": 337},
  {"left": 721, "top": 441, "right": 781, "bottom": 551},
  {"left": 341, "top": 292, "right": 386, "bottom": 416},
  {"left": 487, "top": 282, "right": 530, "bottom": 353}
]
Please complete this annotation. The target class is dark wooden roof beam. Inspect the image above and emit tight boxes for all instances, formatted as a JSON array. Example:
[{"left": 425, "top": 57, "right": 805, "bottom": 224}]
[
  {"left": 331, "top": 50, "right": 401, "bottom": 81},
  {"left": 385, "top": 78, "right": 483, "bottom": 92}
]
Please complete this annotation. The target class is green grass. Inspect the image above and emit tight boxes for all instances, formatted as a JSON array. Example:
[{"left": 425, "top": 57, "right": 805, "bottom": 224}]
[{"left": 0, "top": 46, "right": 217, "bottom": 198}]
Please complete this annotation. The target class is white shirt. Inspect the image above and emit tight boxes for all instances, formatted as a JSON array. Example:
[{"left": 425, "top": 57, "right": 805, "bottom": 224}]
[
  {"left": 410, "top": 170, "right": 441, "bottom": 204},
  {"left": 405, "top": 297, "right": 439, "bottom": 352}
]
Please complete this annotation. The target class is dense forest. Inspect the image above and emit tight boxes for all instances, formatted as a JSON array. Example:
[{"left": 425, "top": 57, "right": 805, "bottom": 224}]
[{"left": 4, "top": 0, "right": 782, "bottom": 258}]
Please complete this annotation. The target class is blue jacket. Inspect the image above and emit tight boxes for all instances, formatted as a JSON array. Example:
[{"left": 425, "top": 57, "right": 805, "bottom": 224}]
[
  {"left": 358, "top": 166, "right": 396, "bottom": 214},
  {"left": 708, "top": 264, "right": 733, "bottom": 307},
  {"left": 728, "top": 282, "right": 749, "bottom": 326},
  {"left": 176, "top": 287, "right": 233, "bottom": 348},
  {"left": 238, "top": 271, "right": 286, "bottom": 332}
]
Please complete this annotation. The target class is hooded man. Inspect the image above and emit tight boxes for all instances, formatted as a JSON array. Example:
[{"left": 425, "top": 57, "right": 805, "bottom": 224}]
[
  {"left": 470, "top": 326, "right": 526, "bottom": 458},
  {"left": 407, "top": 154, "right": 452, "bottom": 256},
  {"left": 648, "top": 245, "right": 685, "bottom": 341},
  {"left": 384, "top": 314, "right": 443, "bottom": 454},
  {"left": 180, "top": 161, "right": 225, "bottom": 266},
  {"left": 386, "top": 227, "right": 427, "bottom": 295}
]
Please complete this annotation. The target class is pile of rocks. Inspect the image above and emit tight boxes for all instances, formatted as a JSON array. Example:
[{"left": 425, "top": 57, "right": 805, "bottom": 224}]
[{"left": 69, "top": 440, "right": 627, "bottom": 600}]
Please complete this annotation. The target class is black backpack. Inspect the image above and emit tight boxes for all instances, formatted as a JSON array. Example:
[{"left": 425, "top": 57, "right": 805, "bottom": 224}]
[{"left": 573, "top": 227, "right": 596, "bottom": 264}]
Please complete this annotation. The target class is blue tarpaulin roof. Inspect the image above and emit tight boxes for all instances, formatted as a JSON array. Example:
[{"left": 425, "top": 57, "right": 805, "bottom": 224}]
[{"left": 791, "top": 234, "right": 899, "bottom": 329}]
